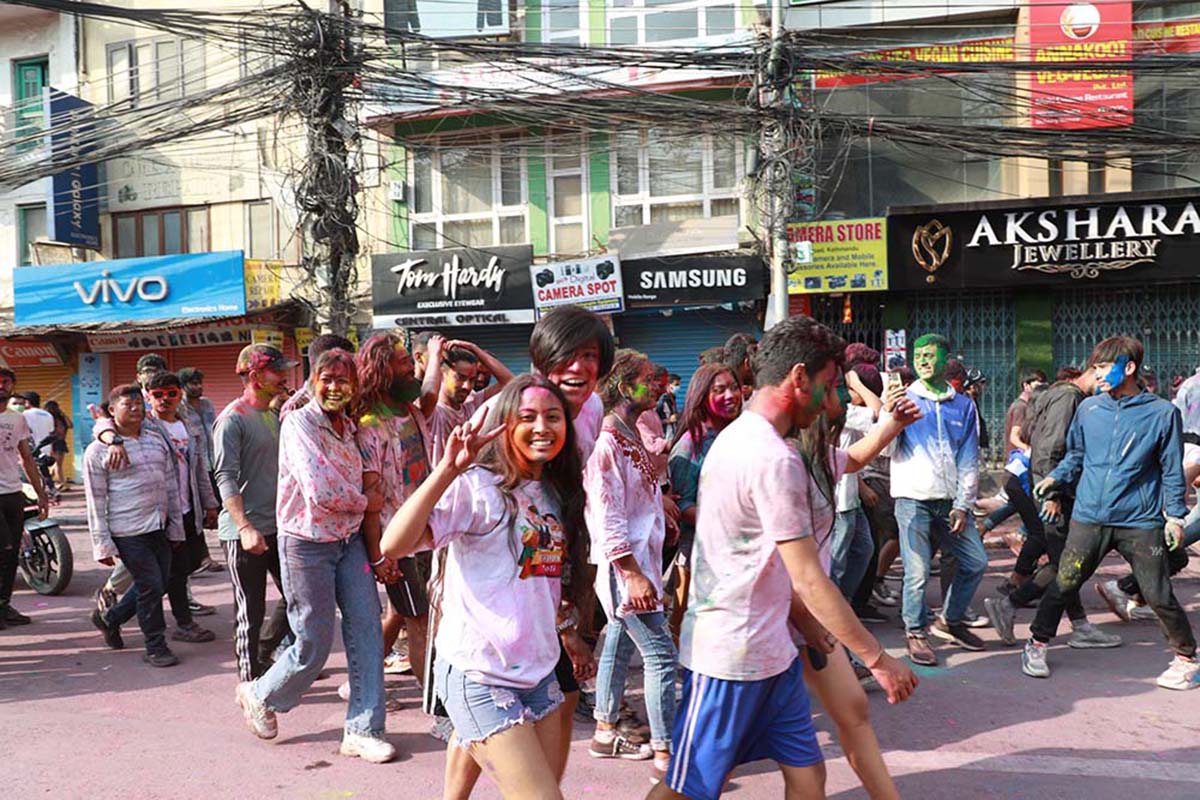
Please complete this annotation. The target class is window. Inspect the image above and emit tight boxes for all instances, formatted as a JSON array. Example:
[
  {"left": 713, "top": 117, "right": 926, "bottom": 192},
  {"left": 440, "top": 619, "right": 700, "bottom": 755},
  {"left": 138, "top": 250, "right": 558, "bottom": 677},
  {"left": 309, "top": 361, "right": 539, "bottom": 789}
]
[
  {"left": 608, "top": 1, "right": 737, "bottom": 46},
  {"left": 408, "top": 136, "right": 527, "bottom": 250},
  {"left": 17, "top": 204, "right": 47, "bottom": 266},
  {"left": 246, "top": 200, "right": 276, "bottom": 260},
  {"left": 611, "top": 129, "right": 742, "bottom": 227},
  {"left": 544, "top": 0, "right": 587, "bottom": 45},
  {"left": 112, "top": 207, "right": 209, "bottom": 259},
  {"left": 13, "top": 58, "right": 48, "bottom": 153},
  {"left": 548, "top": 136, "right": 588, "bottom": 255},
  {"left": 108, "top": 37, "right": 204, "bottom": 107}
]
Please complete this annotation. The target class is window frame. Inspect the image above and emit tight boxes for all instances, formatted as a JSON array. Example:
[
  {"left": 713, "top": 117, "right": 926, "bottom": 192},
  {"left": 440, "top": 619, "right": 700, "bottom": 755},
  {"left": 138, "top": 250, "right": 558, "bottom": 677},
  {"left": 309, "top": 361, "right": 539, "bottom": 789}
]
[
  {"left": 111, "top": 206, "right": 210, "bottom": 259},
  {"left": 546, "top": 133, "right": 590, "bottom": 256},
  {"left": 408, "top": 134, "right": 529, "bottom": 251},
  {"left": 245, "top": 199, "right": 278, "bottom": 261},
  {"left": 17, "top": 203, "right": 47, "bottom": 267},
  {"left": 610, "top": 129, "right": 742, "bottom": 227},
  {"left": 107, "top": 35, "right": 205, "bottom": 107},
  {"left": 607, "top": 0, "right": 739, "bottom": 47},
  {"left": 543, "top": 0, "right": 589, "bottom": 45}
]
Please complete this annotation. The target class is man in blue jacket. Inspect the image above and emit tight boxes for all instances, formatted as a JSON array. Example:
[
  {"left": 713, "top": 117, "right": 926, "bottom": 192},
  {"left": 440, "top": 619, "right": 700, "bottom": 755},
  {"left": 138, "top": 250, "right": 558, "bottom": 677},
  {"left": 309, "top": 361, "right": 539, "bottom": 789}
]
[
  {"left": 1028, "top": 336, "right": 1197, "bottom": 690},
  {"left": 890, "top": 333, "right": 987, "bottom": 666}
]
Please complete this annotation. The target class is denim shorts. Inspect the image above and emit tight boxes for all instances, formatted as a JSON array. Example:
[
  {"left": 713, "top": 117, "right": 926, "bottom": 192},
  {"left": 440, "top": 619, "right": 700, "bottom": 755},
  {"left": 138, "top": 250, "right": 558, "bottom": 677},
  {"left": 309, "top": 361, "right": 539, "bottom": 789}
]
[{"left": 435, "top": 658, "right": 564, "bottom": 747}]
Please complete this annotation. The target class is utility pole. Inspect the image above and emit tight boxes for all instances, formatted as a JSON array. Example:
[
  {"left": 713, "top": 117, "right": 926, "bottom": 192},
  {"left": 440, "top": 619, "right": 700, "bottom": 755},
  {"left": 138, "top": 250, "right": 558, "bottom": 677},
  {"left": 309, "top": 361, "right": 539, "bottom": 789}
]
[
  {"left": 761, "top": 0, "right": 791, "bottom": 330},
  {"left": 291, "top": 1, "right": 363, "bottom": 336}
]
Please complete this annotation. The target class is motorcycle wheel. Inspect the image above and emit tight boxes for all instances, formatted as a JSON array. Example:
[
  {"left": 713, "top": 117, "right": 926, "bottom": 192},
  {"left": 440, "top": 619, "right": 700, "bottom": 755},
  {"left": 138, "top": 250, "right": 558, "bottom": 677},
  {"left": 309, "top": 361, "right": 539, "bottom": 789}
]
[{"left": 19, "top": 524, "right": 74, "bottom": 596}]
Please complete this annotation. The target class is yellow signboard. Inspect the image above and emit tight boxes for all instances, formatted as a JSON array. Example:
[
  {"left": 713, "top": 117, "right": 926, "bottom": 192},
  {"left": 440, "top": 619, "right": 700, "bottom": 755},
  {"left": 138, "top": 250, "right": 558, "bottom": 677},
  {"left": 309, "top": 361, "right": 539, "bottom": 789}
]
[
  {"left": 251, "top": 329, "right": 285, "bottom": 350},
  {"left": 296, "top": 327, "right": 316, "bottom": 356},
  {"left": 786, "top": 218, "right": 888, "bottom": 294},
  {"left": 244, "top": 259, "right": 283, "bottom": 311}
]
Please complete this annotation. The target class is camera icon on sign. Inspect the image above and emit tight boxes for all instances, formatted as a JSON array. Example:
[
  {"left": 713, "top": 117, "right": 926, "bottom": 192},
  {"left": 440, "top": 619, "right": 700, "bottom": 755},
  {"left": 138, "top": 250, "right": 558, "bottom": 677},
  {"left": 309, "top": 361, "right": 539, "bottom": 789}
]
[{"left": 536, "top": 269, "right": 555, "bottom": 288}]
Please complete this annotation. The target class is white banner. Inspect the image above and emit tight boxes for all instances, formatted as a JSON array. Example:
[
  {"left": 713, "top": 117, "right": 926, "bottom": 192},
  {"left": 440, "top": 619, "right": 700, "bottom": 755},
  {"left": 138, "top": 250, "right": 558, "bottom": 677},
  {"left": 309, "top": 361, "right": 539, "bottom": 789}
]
[{"left": 531, "top": 255, "right": 624, "bottom": 319}]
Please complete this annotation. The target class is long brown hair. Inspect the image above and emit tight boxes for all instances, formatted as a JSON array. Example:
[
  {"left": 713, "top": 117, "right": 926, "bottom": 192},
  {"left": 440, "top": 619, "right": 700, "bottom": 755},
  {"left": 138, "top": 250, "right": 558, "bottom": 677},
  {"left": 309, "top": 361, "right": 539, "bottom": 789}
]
[
  {"left": 794, "top": 412, "right": 843, "bottom": 549},
  {"left": 353, "top": 332, "right": 404, "bottom": 420},
  {"left": 671, "top": 363, "right": 741, "bottom": 450},
  {"left": 478, "top": 374, "right": 590, "bottom": 609}
]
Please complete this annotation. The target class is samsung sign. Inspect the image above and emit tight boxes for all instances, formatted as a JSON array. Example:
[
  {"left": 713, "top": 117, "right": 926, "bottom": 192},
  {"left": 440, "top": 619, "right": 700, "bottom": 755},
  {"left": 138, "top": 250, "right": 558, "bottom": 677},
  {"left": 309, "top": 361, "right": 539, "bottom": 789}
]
[
  {"left": 14, "top": 251, "right": 247, "bottom": 326},
  {"left": 621, "top": 255, "right": 766, "bottom": 308}
]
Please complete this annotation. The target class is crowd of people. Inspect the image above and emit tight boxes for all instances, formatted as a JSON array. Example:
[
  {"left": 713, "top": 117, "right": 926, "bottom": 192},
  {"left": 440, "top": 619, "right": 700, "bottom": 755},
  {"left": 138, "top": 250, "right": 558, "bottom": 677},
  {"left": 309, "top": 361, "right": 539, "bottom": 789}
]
[{"left": 1, "top": 303, "right": 1197, "bottom": 799}]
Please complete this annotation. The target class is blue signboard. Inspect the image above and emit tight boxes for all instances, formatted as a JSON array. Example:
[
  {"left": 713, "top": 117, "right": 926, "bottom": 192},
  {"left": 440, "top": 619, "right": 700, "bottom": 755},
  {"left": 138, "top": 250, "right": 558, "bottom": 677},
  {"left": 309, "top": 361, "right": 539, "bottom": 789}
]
[
  {"left": 13, "top": 251, "right": 247, "bottom": 326},
  {"left": 46, "top": 89, "right": 100, "bottom": 249}
]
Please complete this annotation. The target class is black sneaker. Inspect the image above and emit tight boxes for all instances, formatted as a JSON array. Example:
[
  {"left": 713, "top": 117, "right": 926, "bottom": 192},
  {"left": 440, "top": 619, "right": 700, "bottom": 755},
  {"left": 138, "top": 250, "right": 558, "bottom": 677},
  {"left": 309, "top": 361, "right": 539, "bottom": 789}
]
[
  {"left": 89, "top": 609, "right": 125, "bottom": 650},
  {"left": 930, "top": 618, "right": 986, "bottom": 651},
  {"left": 1, "top": 605, "right": 31, "bottom": 626},
  {"left": 143, "top": 649, "right": 180, "bottom": 668},
  {"left": 188, "top": 600, "right": 217, "bottom": 617},
  {"left": 857, "top": 605, "right": 888, "bottom": 625}
]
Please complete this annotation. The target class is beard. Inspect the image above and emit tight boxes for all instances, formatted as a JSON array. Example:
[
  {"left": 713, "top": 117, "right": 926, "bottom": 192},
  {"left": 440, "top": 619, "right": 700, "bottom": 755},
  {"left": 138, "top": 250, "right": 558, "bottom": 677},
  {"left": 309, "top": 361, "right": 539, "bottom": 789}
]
[{"left": 390, "top": 375, "right": 422, "bottom": 405}]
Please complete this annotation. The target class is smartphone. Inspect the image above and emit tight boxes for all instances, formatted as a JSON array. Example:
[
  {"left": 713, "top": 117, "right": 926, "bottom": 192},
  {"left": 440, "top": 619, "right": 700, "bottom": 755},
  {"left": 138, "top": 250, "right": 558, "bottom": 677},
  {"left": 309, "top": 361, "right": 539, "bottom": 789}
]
[{"left": 887, "top": 371, "right": 903, "bottom": 390}]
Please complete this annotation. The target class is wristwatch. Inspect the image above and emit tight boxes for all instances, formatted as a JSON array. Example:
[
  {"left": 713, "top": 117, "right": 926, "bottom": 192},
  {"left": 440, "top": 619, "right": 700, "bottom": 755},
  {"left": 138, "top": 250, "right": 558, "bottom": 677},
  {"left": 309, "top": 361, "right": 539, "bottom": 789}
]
[{"left": 109, "top": 434, "right": 125, "bottom": 446}]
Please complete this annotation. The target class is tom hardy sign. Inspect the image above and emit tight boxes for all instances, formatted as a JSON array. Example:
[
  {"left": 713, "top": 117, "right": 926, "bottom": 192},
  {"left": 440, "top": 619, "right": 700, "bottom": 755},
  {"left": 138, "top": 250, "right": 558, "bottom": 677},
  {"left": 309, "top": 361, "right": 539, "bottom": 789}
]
[
  {"left": 371, "top": 245, "right": 536, "bottom": 328},
  {"left": 887, "top": 192, "right": 1200, "bottom": 290}
]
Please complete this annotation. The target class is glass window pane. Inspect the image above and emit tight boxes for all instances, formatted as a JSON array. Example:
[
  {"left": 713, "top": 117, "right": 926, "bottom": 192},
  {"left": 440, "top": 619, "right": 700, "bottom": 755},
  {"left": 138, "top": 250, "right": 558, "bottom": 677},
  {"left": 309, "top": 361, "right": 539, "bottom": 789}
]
[
  {"left": 500, "top": 157, "right": 522, "bottom": 206},
  {"left": 19, "top": 205, "right": 46, "bottom": 265},
  {"left": 156, "top": 40, "right": 179, "bottom": 100},
  {"left": 182, "top": 40, "right": 205, "bottom": 95},
  {"left": 117, "top": 216, "right": 138, "bottom": 258},
  {"left": 711, "top": 197, "right": 739, "bottom": 219},
  {"left": 706, "top": 5, "right": 735, "bottom": 37},
  {"left": 412, "top": 148, "right": 433, "bottom": 214},
  {"left": 553, "top": 175, "right": 582, "bottom": 217},
  {"left": 499, "top": 215, "right": 526, "bottom": 244},
  {"left": 713, "top": 137, "right": 737, "bottom": 189},
  {"left": 610, "top": 16, "right": 637, "bottom": 46},
  {"left": 440, "top": 148, "right": 492, "bottom": 214},
  {"left": 187, "top": 209, "right": 209, "bottom": 253},
  {"left": 162, "top": 210, "right": 183, "bottom": 254},
  {"left": 650, "top": 201, "right": 703, "bottom": 223},
  {"left": 413, "top": 221, "right": 438, "bottom": 250},
  {"left": 136, "top": 43, "right": 154, "bottom": 97},
  {"left": 142, "top": 214, "right": 161, "bottom": 256},
  {"left": 248, "top": 202, "right": 274, "bottom": 259},
  {"left": 646, "top": 10, "right": 698, "bottom": 43},
  {"left": 548, "top": 0, "right": 579, "bottom": 34},
  {"left": 554, "top": 223, "right": 583, "bottom": 254},
  {"left": 109, "top": 46, "right": 131, "bottom": 103},
  {"left": 443, "top": 218, "right": 493, "bottom": 248},
  {"left": 615, "top": 131, "right": 640, "bottom": 195},
  {"left": 551, "top": 141, "right": 581, "bottom": 172},
  {"left": 648, "top": 131, "right": 702, "bottom": 195},
  {"left": 614, "top": 205, "right": 643, "bottom": 228}
]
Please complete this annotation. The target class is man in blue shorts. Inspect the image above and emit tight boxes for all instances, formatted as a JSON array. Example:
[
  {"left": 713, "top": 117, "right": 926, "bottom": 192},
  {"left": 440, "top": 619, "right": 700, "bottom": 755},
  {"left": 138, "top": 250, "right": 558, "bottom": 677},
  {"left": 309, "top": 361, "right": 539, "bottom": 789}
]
[{"left": 649, "top": 316, "right": 919, "bottom": 800}]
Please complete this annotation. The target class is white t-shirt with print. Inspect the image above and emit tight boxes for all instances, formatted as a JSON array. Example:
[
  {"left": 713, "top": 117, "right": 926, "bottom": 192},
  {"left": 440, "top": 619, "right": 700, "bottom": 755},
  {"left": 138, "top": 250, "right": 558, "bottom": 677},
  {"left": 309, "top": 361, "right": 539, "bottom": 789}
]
[
  {"left": 162, "top": 418, "right": 192, "bottom": 515},
  {"left": 680, "top": 410, "right": 817, "bottom": 682},
  {"left": 0, "top": 410, "right": 31, "bottom": 494},
  {"left": 428, "top": 467, "right": 565, "bottom": 689}
]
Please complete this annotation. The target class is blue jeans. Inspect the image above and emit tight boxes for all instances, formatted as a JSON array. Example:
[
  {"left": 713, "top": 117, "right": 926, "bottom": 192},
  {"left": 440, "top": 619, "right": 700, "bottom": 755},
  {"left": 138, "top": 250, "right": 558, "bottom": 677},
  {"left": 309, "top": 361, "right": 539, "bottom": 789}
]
[
  {"left": 107, "top": 530, "right": 172, "bottom": 655},
  {"left": 831, "top": 508, "right": 873, "bottom": 600},
  {"left": 255, "top": 534, "right": 386, "bottom": 736},
  {"left": 982, "top": 500, "right": 1015, "bottom": 533},
  {"left": 894, "top": 498, "right": 987, "bottom": 631},
  {"left": 436, "top": 658, "right": 563, "bottom": 747},
  {"left": 594, "top": 567, "right": 677, "bottom": 751}
]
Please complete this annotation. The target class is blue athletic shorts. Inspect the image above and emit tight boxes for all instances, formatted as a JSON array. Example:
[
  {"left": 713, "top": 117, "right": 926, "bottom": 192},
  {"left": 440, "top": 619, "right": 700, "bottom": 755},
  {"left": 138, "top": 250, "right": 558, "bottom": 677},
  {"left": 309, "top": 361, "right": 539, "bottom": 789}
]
[{"left": 667, "top": 658, "right": 822, "bottom": 800}]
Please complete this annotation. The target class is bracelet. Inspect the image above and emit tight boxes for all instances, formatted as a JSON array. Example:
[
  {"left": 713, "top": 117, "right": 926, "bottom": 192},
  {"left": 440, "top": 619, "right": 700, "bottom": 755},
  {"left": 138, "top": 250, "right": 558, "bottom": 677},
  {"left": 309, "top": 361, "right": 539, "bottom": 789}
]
[
  {"left": 864, "top": 647, "right": 886, "bottom": 670},
  {"left": 369, "top": 555, "right": 387, "bottom": 567},
  {"left": 556, "top": 610, "right": 579, "bottom": 634}
]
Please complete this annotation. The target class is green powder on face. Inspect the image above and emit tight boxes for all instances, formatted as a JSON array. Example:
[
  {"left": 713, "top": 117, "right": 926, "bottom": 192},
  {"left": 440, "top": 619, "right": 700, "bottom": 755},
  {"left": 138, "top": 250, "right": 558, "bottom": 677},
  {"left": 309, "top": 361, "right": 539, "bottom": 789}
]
[{"left": 631, "top": 383, "right": 651, "bottom": 401}]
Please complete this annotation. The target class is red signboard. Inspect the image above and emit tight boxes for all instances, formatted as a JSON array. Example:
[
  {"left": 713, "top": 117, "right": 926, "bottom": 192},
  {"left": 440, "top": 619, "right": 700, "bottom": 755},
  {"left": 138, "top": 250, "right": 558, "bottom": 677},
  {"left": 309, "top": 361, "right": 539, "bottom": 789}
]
[
  {"left": 813, "top": 37, "right": 1015, "bottom": 89},
  {"left": 1029, "top": 0, "right": 1133, "bottom": 130},
  {"left": 0, "top": 341, "right": 64, "bottom": 368},
  {"left": 1133, "top": 16, "right": 1200, "bottom": 55}
]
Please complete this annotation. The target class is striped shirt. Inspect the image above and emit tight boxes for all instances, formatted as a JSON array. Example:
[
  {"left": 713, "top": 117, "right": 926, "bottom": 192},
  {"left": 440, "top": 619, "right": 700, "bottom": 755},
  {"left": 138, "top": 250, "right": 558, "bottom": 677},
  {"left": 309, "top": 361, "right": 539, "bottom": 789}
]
[{"left": 84, "top": 430, "right": 183, "bottom": 561}]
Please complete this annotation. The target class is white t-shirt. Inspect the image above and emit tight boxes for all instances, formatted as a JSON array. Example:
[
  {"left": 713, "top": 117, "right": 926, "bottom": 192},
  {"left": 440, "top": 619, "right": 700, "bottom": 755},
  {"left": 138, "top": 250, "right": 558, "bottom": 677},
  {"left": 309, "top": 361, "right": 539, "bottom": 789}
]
[
  {"left": 471, "top": 390, "right": 604, "bottom": 465},
  {"left": 834, "top": 405, "right": 873, "bottom": 512},
  {"left": 426, "top": 393, "right": 486, "bottom": 468},
  {"left": 24, "top": 408, "right": 54, "bottom": 458},
  {"left": 162, "top": 418, "right": 192, "bottom": 515},
  {"left": 680, "top": 410, "right": 816, "bottom": 682},
  {"left": 427, "top": 467, "right": 564, "bottom": 689},
  {"left": 0, "top": 410, "right": 31, "bottom": 494}
]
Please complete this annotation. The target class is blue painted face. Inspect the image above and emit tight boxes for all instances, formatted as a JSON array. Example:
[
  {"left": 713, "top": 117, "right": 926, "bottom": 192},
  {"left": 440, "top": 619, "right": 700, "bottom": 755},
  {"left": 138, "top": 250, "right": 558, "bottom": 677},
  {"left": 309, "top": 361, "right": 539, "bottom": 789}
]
[{"left": 1097, "top": 356, "right": 1129, "bottom": 393}]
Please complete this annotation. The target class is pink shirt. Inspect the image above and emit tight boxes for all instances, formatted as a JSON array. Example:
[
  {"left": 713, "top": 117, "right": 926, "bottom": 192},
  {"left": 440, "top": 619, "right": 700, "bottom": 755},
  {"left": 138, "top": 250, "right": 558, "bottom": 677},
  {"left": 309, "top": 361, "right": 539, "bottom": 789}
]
[
  {"left": 276, "top": 399, "right": 367, "bottom": 543},
  {"left": 636, "top": 408, "right": 670, "bottom": 485},
  {"left": 358, "top": 409, "right": 431, "bottom": 522}
]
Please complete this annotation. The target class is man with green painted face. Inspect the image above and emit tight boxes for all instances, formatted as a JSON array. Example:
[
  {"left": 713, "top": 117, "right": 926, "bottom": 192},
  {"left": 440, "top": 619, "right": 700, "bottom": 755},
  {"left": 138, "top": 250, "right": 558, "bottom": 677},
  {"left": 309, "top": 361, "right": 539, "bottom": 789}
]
[{"left": 889, "top": 333, "right": 987, "bottom": 666}]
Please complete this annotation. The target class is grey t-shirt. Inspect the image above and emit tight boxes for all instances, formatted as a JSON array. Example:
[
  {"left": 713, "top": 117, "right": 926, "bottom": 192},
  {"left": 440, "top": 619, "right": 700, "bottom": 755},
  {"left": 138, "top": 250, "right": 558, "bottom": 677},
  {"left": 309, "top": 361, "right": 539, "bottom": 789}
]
[{"left": 213, "top": 398, "right": 280, "bottom": 541}]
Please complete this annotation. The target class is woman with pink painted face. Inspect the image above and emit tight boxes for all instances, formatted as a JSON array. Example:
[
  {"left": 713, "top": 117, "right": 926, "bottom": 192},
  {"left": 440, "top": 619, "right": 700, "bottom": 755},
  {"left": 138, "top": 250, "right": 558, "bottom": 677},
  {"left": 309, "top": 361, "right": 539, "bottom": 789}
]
[
  {"left": 381, "top": 375, "right": 591, "bottom": 800},
  {"left": 666, "top": 364, "right": 743, "bottom": 643}
]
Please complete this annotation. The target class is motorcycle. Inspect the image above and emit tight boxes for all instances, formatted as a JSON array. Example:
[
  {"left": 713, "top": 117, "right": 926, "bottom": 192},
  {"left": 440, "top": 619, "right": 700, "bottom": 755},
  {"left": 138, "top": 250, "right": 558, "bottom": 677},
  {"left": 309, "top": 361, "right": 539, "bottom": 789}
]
[{"left": 18, "top": 482, "right": 73, "bottom": 596}]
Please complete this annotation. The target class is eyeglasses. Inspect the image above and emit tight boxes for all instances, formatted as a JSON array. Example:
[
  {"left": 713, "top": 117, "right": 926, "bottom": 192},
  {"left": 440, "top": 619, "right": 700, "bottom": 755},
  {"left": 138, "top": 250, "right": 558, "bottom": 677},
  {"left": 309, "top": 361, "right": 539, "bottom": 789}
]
[{"left": 148, "top": 389, "right": 181, "bottom": 400}]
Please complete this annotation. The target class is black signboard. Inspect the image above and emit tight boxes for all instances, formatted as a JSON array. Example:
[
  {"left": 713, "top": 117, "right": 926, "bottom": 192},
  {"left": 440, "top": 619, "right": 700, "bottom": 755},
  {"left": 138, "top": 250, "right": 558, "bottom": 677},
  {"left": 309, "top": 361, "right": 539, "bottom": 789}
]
[
  {"left": 887, "top": 191, "right": 1200, "bottom": 290},
  {"left": 371, "top": 245, "right": 536, "bottom": 328},
  {"left": 621, "top": 255, "right": 767, "bottom": 308}
]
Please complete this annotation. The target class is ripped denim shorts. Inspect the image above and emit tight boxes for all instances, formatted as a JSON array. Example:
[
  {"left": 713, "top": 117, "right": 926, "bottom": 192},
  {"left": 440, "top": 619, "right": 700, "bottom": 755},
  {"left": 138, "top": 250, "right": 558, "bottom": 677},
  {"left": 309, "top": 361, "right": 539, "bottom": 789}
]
[{"left": 435, "top": 657, "right": 564, "bottom": 748}]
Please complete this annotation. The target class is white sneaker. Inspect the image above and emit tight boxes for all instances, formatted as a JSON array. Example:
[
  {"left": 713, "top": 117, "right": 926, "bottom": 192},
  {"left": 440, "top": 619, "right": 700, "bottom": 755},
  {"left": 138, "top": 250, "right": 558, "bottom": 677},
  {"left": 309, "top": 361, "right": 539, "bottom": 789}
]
[
  {"left": 340, "top": 730, "right": 397, "bottom": 763},
  {"left": 1129, "top": 604, "right": 1159, "bottom": 621},
  {"left": 1095, "top": 580, "right": 1132, "bottom": 622},
  {"left": 337, "top": 681, "right": 351, "bottom": 701},
  {"left": 1068, "top": 621, "right": 1122, "bottom": 649},
  {"left": 236, "top": 681, "right": 278, "bottom": 740},
  {"left": 1021, "top": 639, "right": 1050, "bottom": 678},
  {"left": 1155, "top": 656, "right": 1200, "bottom": 690}
]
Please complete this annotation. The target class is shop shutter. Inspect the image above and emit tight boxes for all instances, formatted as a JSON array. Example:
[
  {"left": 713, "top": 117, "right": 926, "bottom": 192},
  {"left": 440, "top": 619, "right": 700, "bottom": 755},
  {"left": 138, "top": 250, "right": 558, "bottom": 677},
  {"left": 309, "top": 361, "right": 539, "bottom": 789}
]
[
  {"left": 16, "top": 363, "right": 76, "bottom": 481},
  {"left": 807, "top": 293, "right": 886, "bottom": 358},
  {"left": 168, "top": 344, "right": 250, "bottom": 414},
  {"left": 411, "top": 324, "right": 536, "bottom": 378},
  {"left": 109, "top": 350, "right": 144, "bottom": 387},
  {"left": 614, "top": 308, "right": 763, "bottom": 403}
]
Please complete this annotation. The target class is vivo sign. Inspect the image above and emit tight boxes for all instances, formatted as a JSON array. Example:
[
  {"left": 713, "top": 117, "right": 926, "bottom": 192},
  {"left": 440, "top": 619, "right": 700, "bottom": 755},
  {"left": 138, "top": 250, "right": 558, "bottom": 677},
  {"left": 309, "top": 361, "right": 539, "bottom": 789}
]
[{"left": 14, "top": 251, "right": 247, "bottom": 326}]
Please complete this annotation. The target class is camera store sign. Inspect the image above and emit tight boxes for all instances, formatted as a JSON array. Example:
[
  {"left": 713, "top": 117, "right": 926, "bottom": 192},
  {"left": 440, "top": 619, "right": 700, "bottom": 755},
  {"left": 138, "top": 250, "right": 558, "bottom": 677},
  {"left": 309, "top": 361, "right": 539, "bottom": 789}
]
[
  {"left": 531, "top": 255, "right": 625, "bottom": 319},
  {"left": 371, "top": 245, "right": 536, "bottom": 328},
  {"left": 887, "top": 194, "right": 1200, "bottom": 289}
]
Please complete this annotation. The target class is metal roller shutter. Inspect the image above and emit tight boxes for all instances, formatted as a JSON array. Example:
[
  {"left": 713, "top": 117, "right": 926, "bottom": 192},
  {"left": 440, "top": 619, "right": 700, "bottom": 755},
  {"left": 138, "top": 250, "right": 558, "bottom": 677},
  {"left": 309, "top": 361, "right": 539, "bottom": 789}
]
[
  {"left": 107, "top": 344, "right": 280, "bottom": 414},
  {"left": 614, "top": 308, "right": 763, "bottom": 402},
  {"left": 410, "top": 324, "right": 536, "bottom": 379},
  {"left": 15, "top": 362, "right": 76, "bottom": 481}
]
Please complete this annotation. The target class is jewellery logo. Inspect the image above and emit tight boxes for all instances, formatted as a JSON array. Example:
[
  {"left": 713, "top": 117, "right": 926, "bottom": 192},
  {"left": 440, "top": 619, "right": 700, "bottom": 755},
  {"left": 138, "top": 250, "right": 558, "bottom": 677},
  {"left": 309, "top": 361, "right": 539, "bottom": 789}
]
[
  {"left": 1060, "top": 3, "right": 1101, "bottom": 41},
  {"left": 911, "top": 220, "right": 952, "bottom": 283}
]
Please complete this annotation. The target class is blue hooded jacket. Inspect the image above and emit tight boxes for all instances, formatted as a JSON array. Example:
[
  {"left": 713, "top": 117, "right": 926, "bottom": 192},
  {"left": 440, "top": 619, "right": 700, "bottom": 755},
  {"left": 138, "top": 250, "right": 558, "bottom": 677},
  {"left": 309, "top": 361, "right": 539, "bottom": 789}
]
[{"left": 1049, "top": 390, "right": 1187, "bottom": 528}]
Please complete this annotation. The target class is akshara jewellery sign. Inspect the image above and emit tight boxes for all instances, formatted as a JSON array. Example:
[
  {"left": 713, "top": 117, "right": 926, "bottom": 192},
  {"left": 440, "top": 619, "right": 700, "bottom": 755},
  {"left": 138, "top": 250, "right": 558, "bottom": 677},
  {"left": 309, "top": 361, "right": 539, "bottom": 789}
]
[{"left": 887, "top": 192, "right": 1200, "bottom": 289}]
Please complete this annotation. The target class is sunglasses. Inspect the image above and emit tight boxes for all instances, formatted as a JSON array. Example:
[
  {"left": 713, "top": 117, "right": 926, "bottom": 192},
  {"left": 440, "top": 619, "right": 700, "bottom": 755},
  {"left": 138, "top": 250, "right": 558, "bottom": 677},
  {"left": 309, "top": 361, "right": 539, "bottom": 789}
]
[{"left": 149, "top": 389, "right": 181, "bottom": 400}]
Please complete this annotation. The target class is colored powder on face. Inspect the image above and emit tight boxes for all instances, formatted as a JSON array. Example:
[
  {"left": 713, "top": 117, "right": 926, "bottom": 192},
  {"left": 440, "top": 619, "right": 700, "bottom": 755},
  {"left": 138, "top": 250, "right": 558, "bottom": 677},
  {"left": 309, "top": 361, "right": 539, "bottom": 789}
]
[
  {"left": 836, "top": 385, "right": 852, "bottom": 409},
  {"left": 805, "top": 381, "right": 826, "bottom": 414},
  {"left": 631, "top": 383, "right": 651, "bottom": 401},
  {"left": 1103, "top": 356, "right": 1129, "bottom": 389}
]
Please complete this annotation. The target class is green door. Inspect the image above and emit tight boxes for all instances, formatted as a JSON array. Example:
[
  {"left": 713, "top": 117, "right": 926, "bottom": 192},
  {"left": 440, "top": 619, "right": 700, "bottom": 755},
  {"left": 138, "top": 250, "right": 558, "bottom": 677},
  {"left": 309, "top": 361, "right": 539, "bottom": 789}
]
[{"left": 14, "top": 58, "right": 48, "bottom": 152}]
